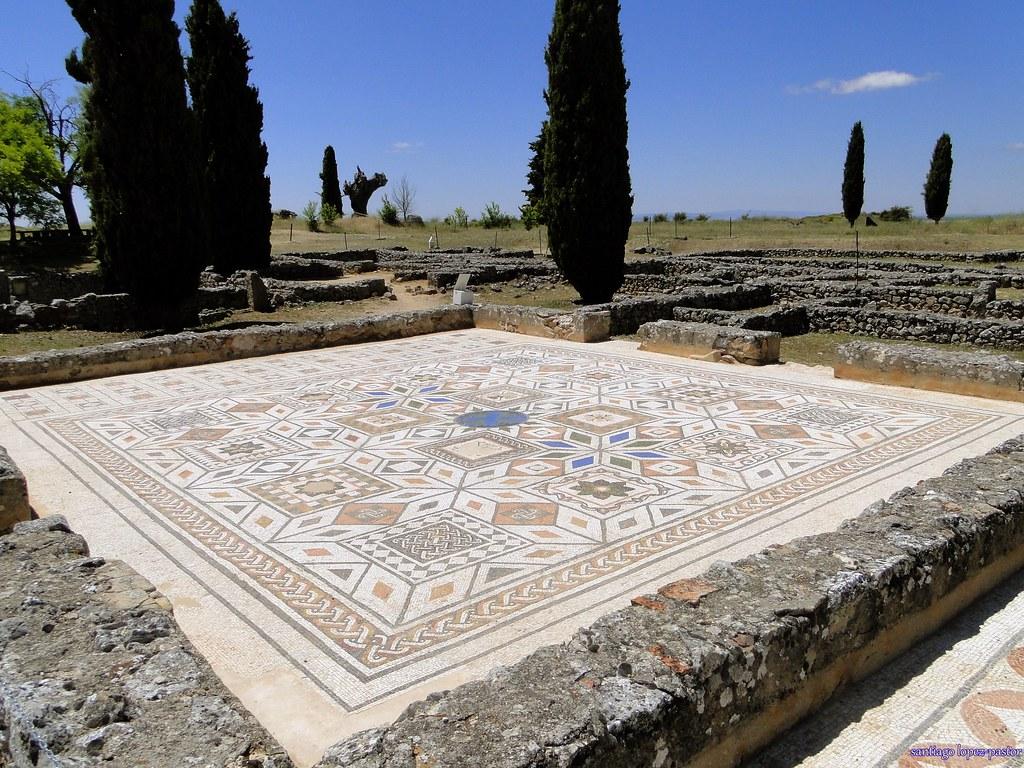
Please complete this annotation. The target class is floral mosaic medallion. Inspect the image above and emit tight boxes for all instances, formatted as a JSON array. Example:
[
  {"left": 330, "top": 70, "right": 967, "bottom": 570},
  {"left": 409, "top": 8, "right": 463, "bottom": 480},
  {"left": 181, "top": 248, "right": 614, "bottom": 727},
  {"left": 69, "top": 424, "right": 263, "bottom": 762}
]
[{"left": 5, "top": 331, "right": 1007, "bottom": 711}]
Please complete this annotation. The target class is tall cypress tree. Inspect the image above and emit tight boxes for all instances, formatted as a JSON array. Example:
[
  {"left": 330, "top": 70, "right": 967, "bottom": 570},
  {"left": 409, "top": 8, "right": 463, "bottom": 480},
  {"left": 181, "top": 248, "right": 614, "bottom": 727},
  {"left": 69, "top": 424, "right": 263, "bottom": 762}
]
[
  {"left": 923, "top": 133, "right": 953, "bottom": 224},
  {"left": 842, "top": 121, "right": 865, "bottom": 228},
  {"left": 186, "top": 0, "right": 271, "bottom": 274},
  {"left": 520, "top": 122, "right": 547, "bottom": 227},
  {"left": 320, "top": 146, "right": 343, "bottom": 216},
  {"left": 66, "top": 0, "right": 205, "bottom": 330},
  {"left": 543, "top": 0, "right": 633, "bottom": 304}
]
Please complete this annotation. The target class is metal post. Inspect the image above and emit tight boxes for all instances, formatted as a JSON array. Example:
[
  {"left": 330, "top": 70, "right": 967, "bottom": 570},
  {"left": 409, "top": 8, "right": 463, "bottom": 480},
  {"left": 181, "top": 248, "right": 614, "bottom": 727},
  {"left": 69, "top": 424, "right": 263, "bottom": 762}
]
[
  {"left": 344, "top": 231, "right": 348, "bottom": 249},
  {"left": 729, "top": 218, "right": 733, "bottom": 238},
  {"left": 289, "top": 222, "right": 293, "bottom": 242}
]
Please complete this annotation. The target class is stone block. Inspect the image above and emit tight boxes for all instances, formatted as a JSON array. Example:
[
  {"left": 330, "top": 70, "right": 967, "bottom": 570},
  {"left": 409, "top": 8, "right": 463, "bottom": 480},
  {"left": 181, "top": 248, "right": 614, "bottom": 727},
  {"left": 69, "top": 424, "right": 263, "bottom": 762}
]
[
  {"left": 0, "top": 446, "right": 31, "bottom": 533},
  {"left": 473, "top": 304, "right": 610, "bottom": 343},
  {"left": 835, "top": 341, "right": 1024, "bottom": 401},
  {"left": 242, "top": 271, "right": 272, "bottom": 312},
  {"left": 638, "top": 320, "right": 780, "bottom": 365}
]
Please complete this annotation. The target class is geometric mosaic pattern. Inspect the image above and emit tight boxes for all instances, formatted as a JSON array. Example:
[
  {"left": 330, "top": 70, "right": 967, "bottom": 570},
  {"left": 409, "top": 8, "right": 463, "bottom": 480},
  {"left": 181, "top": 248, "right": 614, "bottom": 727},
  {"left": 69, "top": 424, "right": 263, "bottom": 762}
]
[{"left": 7, "top": 332, "right": 1001, "bottom": 711}]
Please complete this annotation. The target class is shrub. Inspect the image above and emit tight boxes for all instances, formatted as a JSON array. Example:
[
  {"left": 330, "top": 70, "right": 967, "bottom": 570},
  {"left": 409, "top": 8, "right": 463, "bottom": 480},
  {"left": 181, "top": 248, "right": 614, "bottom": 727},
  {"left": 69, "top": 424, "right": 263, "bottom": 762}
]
[
  {"left": 320, "top": 202, "right": 338, "bottom": 227},
  {"left": 277, "top": 208, "right": 297, "bottom": 219},
  {"left": 673, "top": 212, "right": 687, "bottom": 223},
  {"left": 875, "top": 205, "right": 912, "bottom": 222},
  {"left": 653, "top": 213, "right": 668, "bottom": 223},
  {"left": 379, "top": 195, "right": 400, "bottom": 226},
  {"left": 520, "top": 204, "right": 542, "bottom": 231},
  {"left": 302, "top": 200, "right": 319, "bottom": 232},
  {"left": 696, "top": 213, "right": 709, "bottom": 222},
  {"left": 444, "top": 206, "right": 469, "bottom": 229},
  {"left": 480, "top": 201, "right": 512, "bottom": 229}
]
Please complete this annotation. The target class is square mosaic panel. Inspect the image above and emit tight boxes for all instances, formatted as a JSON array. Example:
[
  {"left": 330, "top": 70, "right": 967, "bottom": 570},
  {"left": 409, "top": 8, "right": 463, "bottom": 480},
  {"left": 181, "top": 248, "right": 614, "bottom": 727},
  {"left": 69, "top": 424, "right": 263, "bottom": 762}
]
[{"left": 27, "top": 333, "right": 1002, "bottom": 710}]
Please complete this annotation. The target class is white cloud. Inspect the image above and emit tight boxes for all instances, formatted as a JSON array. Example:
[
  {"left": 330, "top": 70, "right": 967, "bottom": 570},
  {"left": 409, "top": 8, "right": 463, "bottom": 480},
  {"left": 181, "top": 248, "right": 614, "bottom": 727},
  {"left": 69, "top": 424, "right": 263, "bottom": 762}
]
[
  {"left": 1010, "top": 142, "right": 1024, "bottom": 151},
  {"left": 789, "top": 70, "right": 932, "bottom": 96},
  {"left": 388, "top": 141, "right": 423, "bottom": 154}
]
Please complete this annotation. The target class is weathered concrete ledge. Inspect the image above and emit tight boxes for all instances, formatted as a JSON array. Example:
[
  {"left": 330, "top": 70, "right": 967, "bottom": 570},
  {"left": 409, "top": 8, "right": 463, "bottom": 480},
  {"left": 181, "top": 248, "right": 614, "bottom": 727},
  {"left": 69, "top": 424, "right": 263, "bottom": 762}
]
[
  {"left": 0, "top": 447, "right": 30, "bottom": 533},
  {"left": 638, "top": 320, "right": 781, "bottom": 365},
  {"left": 0, "top": 516, "right": 292, "bottom": 767},
  {"left": 835, "top": 340, "right": 1024, "bottom": 402},
  {"left": 317, "top": 437, "right": 1024, "bottom": 768},
  {"left": 0, "top": 307, "right": 474, "bottom": 390},
  {"left": 473, "top": 304, "right": 611, "bottom": 343}
]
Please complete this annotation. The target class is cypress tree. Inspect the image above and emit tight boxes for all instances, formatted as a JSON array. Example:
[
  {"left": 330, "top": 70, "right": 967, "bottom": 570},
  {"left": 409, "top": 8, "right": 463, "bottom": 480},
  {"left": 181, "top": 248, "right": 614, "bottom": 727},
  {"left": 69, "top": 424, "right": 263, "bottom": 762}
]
[
  {"left": 320, "top": 146, "right": 344, "bottom": 216},
  {"left": 842, "top": 121, "right": 865, "bottom": 228},
  {"left": 543, "top": 0, "right": 633, "bottom": 304},
  {"left": 66, "top": 0, "right": 205, "bottom": 330},
  {"left": 186, "top": 0, "right": 272, "bottom": 273},
  {"left": 923, "top": 133, "right": 953, "bottom": 224}
]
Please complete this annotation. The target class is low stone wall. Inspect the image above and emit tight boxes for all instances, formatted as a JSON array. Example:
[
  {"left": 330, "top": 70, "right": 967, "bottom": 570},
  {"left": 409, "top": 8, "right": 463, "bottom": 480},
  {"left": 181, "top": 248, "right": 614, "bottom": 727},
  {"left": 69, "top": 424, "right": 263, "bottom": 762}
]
[
  {"left": 1, "top": 269, "right": 106, "bottom": 304},
  {"left": 0, "top": 447, "right": 30, "bottom": 533},
  {"left": 197, "top": 285, "right": 248, "bottom": 311},
  {"left": 0, "top": 516, "right": 293, "bottom": 767},
  {"left": 473, "top": 304, "right": 610, "bottom": 343},
  {"left": 638, "top": 320, "right": 781, "bottom": 365},
  {"left": 277, "top": 249, "right": 378, "bottom": 263},
  {"left": 263, "top": 277, "right": 387, "bottom": 305},
  {"left": 806, "top": 303, "right": 1024, "bottom": 349},
  {"left": 672, "top": 305, "right": 809, "bottom": 336},
  {"left": 1, "top": 293, "right": 138, "bottom": 332},
  {"left": 592, "top": 286, "right": 772, "bottom": 336},
  {"left": 317, "top": 437, "right": 1024, "bottom": 768},
  {"left": 985, "top": 299, "right": 1024, "bottom": 322},
  {"left": 835, "top": 341, "right": 1024, "bottom": 402},
  {"left": 262, "top": 255, "right": 348, "bottom": 280},
  {"left": 0, "top": 307, "right": 474, "bottom": 390}
]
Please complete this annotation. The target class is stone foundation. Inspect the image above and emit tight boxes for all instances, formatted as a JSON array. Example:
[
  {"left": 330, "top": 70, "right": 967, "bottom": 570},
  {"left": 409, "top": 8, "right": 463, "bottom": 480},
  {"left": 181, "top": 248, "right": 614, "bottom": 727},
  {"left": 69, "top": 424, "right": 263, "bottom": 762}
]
[
  {"left": 835, "top": 341, "right": 1024, "bottom": 402},
  {"left": 316, "top": 436, "right": 1024, "bottom": 768},
  {"left": 638, "top": 320, "right": 781, "bottom": 365}
]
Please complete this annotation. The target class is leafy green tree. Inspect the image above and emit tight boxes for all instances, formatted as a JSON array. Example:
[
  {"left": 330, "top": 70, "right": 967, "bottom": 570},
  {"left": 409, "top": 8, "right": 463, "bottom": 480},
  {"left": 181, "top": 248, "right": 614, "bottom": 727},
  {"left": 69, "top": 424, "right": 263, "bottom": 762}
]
[
  {"left": 67, "top": 0, "right": 206, "bottom": 330},
  {"left": 320, "top": 201, "right": 338, "bottom": 227},
  {"left": 11, "top": 76, "right": 84, "bottom": 237},
  {"left": 842, "top": 121, "right": 865, "bottom": 227},
  {"left": 0, "top": 95, "right": 63, "bottom": 245},
  {"left": 923, "top": 133, "right": 953, "bottom": 224},
  {"left": 480, "top": 201, "right": 512, "bottom": 229},
  {"left": 378, "top": 196, "right": 399, "bottom": 226},
  {"left": 302, "top": 200, "right": 319, "bottom": 231},
  {"left": 186, "top": 0, "right": 272, "bottom": 274},
  {"left": 520, "top": 121, "right": 547, "bottom": 230},
  {"left": 543, "top": 0, "right": 632, "bottom": 303},
  {"left": 319, "top": 145, "right": 343, "bottom": 216}
]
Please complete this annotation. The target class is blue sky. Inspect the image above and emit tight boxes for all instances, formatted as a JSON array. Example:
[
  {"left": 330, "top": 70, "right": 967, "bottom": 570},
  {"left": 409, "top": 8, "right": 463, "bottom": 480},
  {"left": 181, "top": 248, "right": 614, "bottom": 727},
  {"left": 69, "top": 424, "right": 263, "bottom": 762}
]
[{"left": 4, "top": 0, "right": 1023, "bottom": 219}]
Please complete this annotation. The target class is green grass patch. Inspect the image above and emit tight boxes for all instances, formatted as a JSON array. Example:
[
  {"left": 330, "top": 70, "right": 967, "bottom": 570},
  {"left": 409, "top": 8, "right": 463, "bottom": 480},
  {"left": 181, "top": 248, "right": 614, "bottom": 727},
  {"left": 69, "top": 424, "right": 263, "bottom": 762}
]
[{"left": 0, "top": 329, "right": 142, "bottom": 357}]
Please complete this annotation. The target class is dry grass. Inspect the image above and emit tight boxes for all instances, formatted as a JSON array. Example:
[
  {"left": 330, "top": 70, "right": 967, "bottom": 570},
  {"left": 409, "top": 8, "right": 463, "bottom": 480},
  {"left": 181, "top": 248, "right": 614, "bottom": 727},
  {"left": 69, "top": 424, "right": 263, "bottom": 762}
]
[{"left": 271, "top": 213, "right": 1024, "bottom": 258}]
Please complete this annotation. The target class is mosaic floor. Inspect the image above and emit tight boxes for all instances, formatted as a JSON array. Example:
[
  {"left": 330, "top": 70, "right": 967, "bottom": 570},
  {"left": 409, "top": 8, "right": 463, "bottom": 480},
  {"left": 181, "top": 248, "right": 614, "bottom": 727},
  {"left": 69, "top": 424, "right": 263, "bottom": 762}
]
[
  {"left": 748, "top": 569, "right": 1024, "bottom": 768},
  {"left": 2, "top": 330, "right": 1022, "bottom": 764}
]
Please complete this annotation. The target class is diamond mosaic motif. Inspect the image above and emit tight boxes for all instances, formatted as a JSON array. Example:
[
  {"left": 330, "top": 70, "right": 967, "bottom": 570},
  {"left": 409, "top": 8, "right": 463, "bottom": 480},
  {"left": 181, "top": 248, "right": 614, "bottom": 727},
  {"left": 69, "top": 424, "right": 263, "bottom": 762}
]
[{"left": 22, "top": 332, "right": 998, "bottom": 711}]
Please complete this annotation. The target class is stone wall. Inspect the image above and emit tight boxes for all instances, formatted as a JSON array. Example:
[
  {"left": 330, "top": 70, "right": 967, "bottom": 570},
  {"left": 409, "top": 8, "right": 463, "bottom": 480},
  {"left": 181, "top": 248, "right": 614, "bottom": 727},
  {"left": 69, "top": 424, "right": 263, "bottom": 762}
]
[
  {"left": 1, "top": 270, "right": 106, "bottom": 304},
  {"left": 0, "top": 293, "right": 138, "bottom": 332},
  {"left": 0, "top": 516, "right": 293, "bottom": 767},
  {"left": 0, "top": 307, "right": 474, "bottom": 390},
  {"left": 805, "top": 303, "right": 1024, "bottom": 349},
  {"left": 591, "top": 285, "right": 772, "bottom": 336},
  {"left": 316, "top": 438, "right": 1024, "bottom": 768},
  {"left": 263, "top": 277, "right": 387, "bottom": 305}
]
